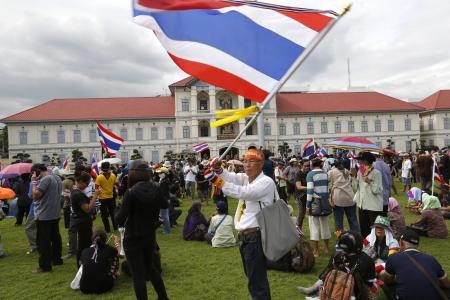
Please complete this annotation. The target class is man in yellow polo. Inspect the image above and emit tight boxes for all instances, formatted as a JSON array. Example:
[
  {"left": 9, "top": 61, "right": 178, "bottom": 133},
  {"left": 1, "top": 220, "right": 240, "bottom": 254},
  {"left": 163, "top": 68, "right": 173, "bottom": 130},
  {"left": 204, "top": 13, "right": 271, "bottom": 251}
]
[{"left": 95, "top": 162, "right": 118, "bottom": 233}]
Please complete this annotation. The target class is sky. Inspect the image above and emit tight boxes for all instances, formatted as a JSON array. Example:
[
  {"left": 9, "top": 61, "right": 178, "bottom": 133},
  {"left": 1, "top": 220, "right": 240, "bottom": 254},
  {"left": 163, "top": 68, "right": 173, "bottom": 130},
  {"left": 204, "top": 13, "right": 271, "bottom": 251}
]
[{"left": 1, "top": 0, "right": 450, "bottom": 120}]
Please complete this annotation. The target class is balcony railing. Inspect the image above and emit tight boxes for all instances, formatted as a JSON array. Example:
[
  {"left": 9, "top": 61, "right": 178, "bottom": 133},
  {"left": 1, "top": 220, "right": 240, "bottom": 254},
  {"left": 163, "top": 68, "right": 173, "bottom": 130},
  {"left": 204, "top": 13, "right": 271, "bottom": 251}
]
[{"left": 217, "top": 133, "right": 237, "bottom": 140}]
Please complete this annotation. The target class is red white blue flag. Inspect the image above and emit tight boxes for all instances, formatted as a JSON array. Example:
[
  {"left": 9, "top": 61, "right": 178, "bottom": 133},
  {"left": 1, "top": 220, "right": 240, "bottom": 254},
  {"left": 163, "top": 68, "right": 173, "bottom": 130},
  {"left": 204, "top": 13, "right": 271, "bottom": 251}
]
[
  {"left": 91, "top": 153, "right": 99, "bottom": 177},
  {"left": 132, "top": 0, "right": 339, "bottom": 102},
  {"left": 433, "top": 158, "right": 448, "bottom": 187},
  {"left": 60, "top": 156, "right": 68, "bottom": 170},
  {"left": 193, "top": 142, "right": 209, "bottom": 153},
  {"left": 302, "top": 138, "right": 315, "bottom": 158},
  {"left": 316, "top": 147, "right": 328, "bottom": 158},
  {"left": 96, "top": 121, "right": 124, "bottom": 156}
]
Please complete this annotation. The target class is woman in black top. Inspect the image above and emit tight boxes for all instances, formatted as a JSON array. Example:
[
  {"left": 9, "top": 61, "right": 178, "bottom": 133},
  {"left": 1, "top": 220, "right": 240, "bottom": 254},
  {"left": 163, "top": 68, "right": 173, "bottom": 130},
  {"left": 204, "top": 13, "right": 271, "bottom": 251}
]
[
  {"left": 70, "top": 172, "right": 97, "bottom": 268},
  {"left": 80, "top": 229, "right": 119, "bottom": 294},
  {"left": 115, "top": 160, "right": 169, "bottom": 300}
]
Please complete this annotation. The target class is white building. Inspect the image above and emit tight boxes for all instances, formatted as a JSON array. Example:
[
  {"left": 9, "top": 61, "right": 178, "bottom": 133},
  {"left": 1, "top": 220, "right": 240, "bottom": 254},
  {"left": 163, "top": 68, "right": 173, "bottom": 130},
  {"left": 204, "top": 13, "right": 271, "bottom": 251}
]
[{"left": 2, "top": 77, "right": 449, "bottom": 163}]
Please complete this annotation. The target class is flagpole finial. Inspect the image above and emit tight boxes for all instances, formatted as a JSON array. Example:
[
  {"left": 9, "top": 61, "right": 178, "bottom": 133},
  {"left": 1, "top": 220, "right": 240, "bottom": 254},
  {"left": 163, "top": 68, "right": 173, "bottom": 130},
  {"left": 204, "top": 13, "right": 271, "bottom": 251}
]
[{"left": 341, "top": 3, "right": 352, "bottom": 16}]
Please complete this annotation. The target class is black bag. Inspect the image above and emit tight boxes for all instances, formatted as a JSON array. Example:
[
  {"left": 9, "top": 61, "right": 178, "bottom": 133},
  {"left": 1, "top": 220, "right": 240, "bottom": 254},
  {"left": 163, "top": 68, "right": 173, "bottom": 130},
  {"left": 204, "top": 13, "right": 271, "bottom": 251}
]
[{"left": 311, "top": 197, "right": 332, "bottom": 216}]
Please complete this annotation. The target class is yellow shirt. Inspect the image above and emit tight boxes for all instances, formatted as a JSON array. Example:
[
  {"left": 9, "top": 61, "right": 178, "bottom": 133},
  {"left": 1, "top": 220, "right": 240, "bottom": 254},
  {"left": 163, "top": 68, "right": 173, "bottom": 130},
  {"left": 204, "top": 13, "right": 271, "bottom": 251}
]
[{"left": 95, "top": 173, "right": 117, "bottom": 199}]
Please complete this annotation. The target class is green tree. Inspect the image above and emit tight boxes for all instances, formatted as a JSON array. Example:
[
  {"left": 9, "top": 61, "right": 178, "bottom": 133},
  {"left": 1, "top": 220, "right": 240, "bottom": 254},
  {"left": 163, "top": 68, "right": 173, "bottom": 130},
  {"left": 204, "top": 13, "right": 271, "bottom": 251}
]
[
  {"left": 130, "top": 149, "right": 142, "bottom": 160},
  {"left": 71, "top": 149, "right": 87, "bottom": 164},
  {"left": 0, "top": 126, "right": 8, "bottom": 158},
  {"left": 278, "top": 142, "right": 292, "bottom": 158},
  {"left": 50, "top": 153, "right": 61, "bottom": 166},
  {"left": 12, "top": 152, "right": 32, "bottom": 163}
]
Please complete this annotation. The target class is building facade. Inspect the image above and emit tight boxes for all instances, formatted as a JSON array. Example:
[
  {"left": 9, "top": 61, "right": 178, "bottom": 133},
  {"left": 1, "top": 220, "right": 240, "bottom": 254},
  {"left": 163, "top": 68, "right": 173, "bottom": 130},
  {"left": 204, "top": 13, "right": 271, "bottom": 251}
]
[{"left": 2, "top": 77, "right": 449, "bottom": 163}]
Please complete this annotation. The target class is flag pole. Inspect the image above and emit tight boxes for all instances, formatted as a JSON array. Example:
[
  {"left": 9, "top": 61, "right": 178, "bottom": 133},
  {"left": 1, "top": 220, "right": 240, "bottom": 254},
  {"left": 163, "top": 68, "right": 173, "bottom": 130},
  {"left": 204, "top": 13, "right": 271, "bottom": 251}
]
[
  {"left": 431, "top": 157, "right": 436, "bottom": 196},
  {"left": 219, "top": 4, "right": 352, "bottom": 160}
]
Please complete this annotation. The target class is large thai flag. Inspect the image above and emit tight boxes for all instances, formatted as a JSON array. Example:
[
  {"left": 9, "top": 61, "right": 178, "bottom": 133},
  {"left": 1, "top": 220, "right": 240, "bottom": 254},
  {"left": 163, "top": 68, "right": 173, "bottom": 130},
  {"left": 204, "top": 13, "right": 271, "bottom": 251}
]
[
  {"left": 96, "top": 121, "right": 124, "bottom": 156},
  {"left": 302, "top": 138, "right": 315, "bottom": 158},
  {"left": 132, "top": 0, "right": 339, "bottom": 102}
]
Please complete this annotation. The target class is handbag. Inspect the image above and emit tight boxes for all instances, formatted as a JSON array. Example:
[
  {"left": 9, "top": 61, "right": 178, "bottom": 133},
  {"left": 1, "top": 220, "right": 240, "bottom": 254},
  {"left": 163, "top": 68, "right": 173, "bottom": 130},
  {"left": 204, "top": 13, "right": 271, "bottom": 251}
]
[
  {"left": 256, "top": 189, "right": 300, "bottom": 261},
  {"left": 204, "top": 214, "right": 227, "bottom": 243},
  {"left": 311, "top": 196, "right": 332, "bottom": 216}
]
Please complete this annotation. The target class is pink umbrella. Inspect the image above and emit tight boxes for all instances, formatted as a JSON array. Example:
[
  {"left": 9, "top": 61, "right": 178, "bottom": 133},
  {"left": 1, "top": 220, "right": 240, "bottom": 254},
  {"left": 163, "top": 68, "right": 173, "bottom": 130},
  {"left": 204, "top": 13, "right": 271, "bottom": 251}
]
[
  {"left": 0, "top": 162, "right": 33, "bottom": 179},
  {"left": 324, "top": 137, "right": 381, "bottom": 152}
]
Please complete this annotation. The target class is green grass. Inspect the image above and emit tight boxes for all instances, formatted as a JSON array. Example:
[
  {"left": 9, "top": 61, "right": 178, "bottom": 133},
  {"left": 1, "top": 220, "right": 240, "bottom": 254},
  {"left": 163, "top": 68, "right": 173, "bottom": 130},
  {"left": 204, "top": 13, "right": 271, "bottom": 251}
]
[{"left": 0, "top": 178, "right": 449, "bottom": 299}]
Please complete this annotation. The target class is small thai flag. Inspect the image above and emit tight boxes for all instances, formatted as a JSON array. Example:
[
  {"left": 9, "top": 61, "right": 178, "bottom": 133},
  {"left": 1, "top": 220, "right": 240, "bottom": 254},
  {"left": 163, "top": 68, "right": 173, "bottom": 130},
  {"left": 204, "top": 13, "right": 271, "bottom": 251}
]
[
  {"left": 316, "top": 148, "right": 328, "bottom": 158},
  {"left": 302, "top": 138, "right": 316, "bottom": 158},
  {"left": 96, "top": 121, "right": 124, "bottom": 156},
  {"left": 433, "top": 158, "right": 447, "bottom": 187},
  {"left": 61, "top": 156, "right": 68, "bottom": 170},
  {"left": 91, "top": 154, "right": 99, "bottom": 177},
  {"left": 193, "top": 142, "right": 209, "bottom": 153}
]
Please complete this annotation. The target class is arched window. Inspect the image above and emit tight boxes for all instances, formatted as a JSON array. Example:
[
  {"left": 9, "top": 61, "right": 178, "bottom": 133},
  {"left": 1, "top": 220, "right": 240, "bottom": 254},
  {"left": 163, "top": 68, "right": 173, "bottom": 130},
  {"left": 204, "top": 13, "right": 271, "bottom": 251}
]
[
  {"left": 197, "top": 91, "right": 209, "bottom": 111},
  {"left": 199, "top": 120, "right": 210, "bottom": 137}
]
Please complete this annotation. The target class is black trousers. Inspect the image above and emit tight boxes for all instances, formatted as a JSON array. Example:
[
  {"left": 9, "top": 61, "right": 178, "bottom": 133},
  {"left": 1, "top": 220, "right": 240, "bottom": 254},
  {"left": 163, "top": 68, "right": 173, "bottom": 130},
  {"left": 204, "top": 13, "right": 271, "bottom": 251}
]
[
  {"left": 36, "top": 218, "right": 63, "bottom": 271},
  {"left": 74, "top": 219, "right": 93, "bottom": 269},
  {"left": 16, "top": 204, "right": 31, "bottom": 225},
  {"left": 124, "top": 236, "right": 168, "bottom": 300},
  {"left": 99, "top": 198, "right": 117, "bottom": 233},
  {"left": 358, "top": 209, "right": 383, "bottom": 238}
]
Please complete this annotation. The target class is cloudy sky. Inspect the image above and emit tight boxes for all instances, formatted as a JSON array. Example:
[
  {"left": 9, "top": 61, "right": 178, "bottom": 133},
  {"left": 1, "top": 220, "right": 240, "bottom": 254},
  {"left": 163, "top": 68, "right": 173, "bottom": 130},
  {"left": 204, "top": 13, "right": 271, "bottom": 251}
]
[{"left": 1, "top": 0, "right": 450, "bottom": 119}]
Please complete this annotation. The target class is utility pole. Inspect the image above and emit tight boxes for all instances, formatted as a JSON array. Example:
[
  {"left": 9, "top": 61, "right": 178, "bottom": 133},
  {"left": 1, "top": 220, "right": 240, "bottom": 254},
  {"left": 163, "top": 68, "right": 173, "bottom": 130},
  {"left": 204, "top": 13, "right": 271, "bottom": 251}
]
[{"left": 347, "top": 58, "right": 351, "bottom": 90}]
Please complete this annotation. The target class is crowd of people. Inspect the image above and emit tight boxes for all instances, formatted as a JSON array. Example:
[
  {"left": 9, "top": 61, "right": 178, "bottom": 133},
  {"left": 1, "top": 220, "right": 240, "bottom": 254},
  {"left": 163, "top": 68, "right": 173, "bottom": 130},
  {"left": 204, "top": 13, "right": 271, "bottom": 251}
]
[{"left": 0, "top": 145, "right": 450, "bottom": 299}]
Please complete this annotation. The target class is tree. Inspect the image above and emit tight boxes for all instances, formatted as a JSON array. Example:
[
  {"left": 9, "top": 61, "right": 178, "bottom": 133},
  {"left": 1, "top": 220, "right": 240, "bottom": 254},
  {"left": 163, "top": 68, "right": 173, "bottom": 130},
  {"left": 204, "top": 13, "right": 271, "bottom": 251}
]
[
  {"left": 278, "top": 142, "right": 292, "bottom": 158},
  {"left": 130, "top": 149, "right": 142, "bottom": 160},
  {"left": 50, "top": 153, "right": 61, "bottom": 166},
  {"left": 12, "top": 152, "right": 32, "bottom": 163},
  {"left": 0, "top": 126, "right": 8, "bottom": 158},
  {"left": 71, "top": 149, "right": 87, "bottom": 165}
]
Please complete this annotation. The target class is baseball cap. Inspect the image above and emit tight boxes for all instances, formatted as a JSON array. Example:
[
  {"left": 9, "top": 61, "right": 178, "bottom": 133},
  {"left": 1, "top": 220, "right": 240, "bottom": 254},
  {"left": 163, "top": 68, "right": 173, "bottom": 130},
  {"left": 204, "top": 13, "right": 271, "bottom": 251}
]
[{"left": 399, "top": 229, "right": 420, "bottom": 245}]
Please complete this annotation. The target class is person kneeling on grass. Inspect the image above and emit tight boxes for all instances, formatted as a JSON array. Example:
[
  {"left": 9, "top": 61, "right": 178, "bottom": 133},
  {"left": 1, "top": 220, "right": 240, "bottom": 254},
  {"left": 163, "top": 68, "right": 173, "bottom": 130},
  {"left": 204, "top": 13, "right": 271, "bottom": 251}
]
[
  {"left": 379, "top": 229, "right": 450, "bottom": 299},
  {"left": 77, "top": 229, "right": 119, "bottom": 294},
  {"left": 409, "top": 194, "right": 448, "bottom": 239},
  {"left": 183, "top": 201, "right": 209, "bottom": 241},
  {"left": 297, "top": 231, "right": 379, "bottom": 300}
]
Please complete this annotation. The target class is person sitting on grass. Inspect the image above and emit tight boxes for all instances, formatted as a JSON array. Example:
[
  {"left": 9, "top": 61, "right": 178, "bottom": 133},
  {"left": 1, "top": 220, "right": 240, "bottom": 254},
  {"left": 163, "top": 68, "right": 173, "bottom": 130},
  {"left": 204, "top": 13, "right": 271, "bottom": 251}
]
[
  {"left": 183, "top": 201, "right": 209, "bottom": 241},
  {"left": 206, "top": 201, "right": 235, "bottom": 248},
  {"left": 405, "top": 186, "right": 423, "bottom": 214},
  {"left": 409, "top": 194, "right": 448, "bottom": 238},
  {"left": 363, "top": 216, "right": 399, "bottom": 272},
  {"left": 297, "top": 231, "right": 378, "bottom": 300},
  {"left": 387, "top": 197, "right": 406, "bottom": 239},
  {"left": 78, "top": 229, "right": 119, "bottom": 294},
  {"left": 379, "top": 229, "right": 450, "bottom": 300}
]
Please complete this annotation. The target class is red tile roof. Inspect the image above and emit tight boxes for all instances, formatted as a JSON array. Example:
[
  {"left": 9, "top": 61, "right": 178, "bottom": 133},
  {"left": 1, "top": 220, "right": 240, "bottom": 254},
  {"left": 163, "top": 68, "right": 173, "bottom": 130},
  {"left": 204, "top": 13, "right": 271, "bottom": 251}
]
[
  {"left": 276, "top": 91, "right": 423, "bottom": 114},
  {"left": 2, "top": 97, "right": 175, "bottom": 123},
  {"left": 168, "top": 76, "right": 197, "bottom": 94},
  {"left": 415, "top": 90, "right": 450, "bottom": 111}
]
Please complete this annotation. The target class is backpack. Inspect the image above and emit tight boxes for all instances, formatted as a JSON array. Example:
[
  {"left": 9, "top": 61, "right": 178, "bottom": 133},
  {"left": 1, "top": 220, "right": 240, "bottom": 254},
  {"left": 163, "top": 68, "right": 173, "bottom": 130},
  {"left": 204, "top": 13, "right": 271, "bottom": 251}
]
[
  {"left": 290, "top": 235, "right": 315, "bottom": 273},
  {"left": 319, "top": 253, "right": 357, "bottom": 300}
]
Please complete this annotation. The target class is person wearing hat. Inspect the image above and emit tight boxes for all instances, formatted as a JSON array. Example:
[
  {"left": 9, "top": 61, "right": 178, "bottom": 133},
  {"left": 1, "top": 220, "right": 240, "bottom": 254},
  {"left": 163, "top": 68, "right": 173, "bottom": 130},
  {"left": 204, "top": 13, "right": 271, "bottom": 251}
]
[
  {"left": 274, "top": 161, "right": 287, "bottom": 202},
  {"left": 380, "top": 229, "right": 450, "bottom": 299},
  {"left": 205, "top": 148, "right": 274, "bottom": 299},
  {"left": 409, "top": 194, "right": 448, "bottom": 239},
  {"left": 95, "top": 162, "right": 118, "bottom": 233},
  {"left": 283, "top": 157, "right": 300, "bottom": 203},
  {"left": 352, "top": 152, "right": 384, "bottom": 238},
  {"left": 183, "top": 158, "right": 198, "bottom": 200},
  {"left": 206, "top": 201, "right": 235, "bottom": 248},
  {"left": 362, "top": 215, "right": 399, "bottom": 266},
  {"left": 400, "top": 153, "right": 412, "bottom": 192}
]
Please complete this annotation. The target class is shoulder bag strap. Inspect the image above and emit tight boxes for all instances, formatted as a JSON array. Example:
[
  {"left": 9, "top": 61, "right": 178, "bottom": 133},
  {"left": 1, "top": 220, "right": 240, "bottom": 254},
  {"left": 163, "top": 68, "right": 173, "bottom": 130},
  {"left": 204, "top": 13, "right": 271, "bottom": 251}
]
[
  {"left": 212, "top": 215, "right": 228, "bottom": 233},
  {"left": 405, "top": 252, "right": 448, "bottom": 300}
]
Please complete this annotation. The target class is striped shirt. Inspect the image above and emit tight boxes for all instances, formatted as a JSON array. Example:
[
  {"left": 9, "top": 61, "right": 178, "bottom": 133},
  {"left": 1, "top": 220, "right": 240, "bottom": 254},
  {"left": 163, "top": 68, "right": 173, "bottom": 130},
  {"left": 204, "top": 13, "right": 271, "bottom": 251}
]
[{"left": 306, "top": 168, "right": 329, "bottom": 208}]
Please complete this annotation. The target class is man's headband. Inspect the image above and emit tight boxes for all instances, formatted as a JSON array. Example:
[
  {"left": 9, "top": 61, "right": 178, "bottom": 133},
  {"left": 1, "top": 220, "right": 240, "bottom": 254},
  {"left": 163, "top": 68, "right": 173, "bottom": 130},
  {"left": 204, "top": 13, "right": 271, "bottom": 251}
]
[{"left": 244, "top": 149, "right": 263, "bottom": 161}]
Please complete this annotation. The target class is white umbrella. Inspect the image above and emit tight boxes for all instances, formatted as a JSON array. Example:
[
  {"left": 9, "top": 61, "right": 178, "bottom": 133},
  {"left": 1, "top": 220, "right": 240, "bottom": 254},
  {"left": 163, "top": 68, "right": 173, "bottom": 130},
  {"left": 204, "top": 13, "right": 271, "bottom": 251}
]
[{"left": 98, "top": 157, "right": 122, "bottom": 166}]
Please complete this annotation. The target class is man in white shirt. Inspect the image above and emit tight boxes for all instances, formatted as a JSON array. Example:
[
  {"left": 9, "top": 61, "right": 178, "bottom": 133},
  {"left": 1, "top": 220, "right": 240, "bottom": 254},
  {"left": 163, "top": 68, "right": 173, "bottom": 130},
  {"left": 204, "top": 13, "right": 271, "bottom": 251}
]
[
  {"left": 206, "top": 149, "right": 274, "bottom": 300},
  {"left": 183, "top": 158, "right": 198, "bottom": 200},
  {"left": 401, "top": 153, "right": 412, "bottom": 192},
  {"left": 274, "top": 161, "right": 287, "bottom": 201}
]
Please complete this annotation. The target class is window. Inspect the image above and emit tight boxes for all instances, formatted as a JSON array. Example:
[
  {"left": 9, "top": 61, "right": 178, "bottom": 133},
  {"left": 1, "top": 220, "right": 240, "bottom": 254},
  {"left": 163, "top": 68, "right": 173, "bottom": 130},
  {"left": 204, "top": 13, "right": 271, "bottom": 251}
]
[
  {"left": 57, "top": 130, "right": 65, "bottom": 144},
  {"left": 245, "top": 119, "right": 255, "bottom": 135},
  {"left": 388, "top": 120, "right": 395, "bottom": 132},
  {"left": 293, "top": 123, "right": 300, "bottom": 135},
  {"left": 41, "top": 131, "right": 49, "bottom": 144},
  {"left": 182, "top": 126, "right": 190, "bottom": 138},
  {"left": 307, "top": 122, "right": 314, "bottom": 134},
  {"left": 136, "top": 128, "right": 143, "bottom": 141},
  {"left": 293, "top": 145, "right": 301, "bottom": 156},
  {"left": 73, "top": 129, "right": 81, "bottom": 143},
  {"left": 199, "top": 121, "right": 209, "bottom": 137},
  {"left": 405, "top": 119, "right": 411, "bottom": 131},
  {"left": 428, "top": 139, "right": 434, "bottom": 146},
  {"left": 334, "top": 121, "right": 341, "bottom": 134},
  {"left": 151, "top": 127, "right": 158, "bottom": 140},
  {"left": 58, "top": 154, "right": 66, "bottom": 163},
  {"left": 181, "top": 98, "right": 189, "bottom": 112},
  {"left": 119, "top": 128, "right": 128, "bottom": 140},
  {"left": 374, "top": 120, "right": 381, "bottom": 132},
  {"left": 264, "top": 123, "right": 271, "bottom": 135},
  {"left": 444, "top": 117, "right": 450, "bottom": 130},
  {"left": 120, "top": 151, "right": 128, "bottom": 162},
  {"left": 361, "top": 120, "right": 368, "bottom": 133},
  {"left": 279, "top": 123, "right": 286, "bottom": 136},
  {"left": 244, "top": 98, "right": 253, "bottom": 108},
  {"left": 166, "top": 127, "right": 173, "bottom": 139},
  {"left": 89, "top": 129, "right": 97, "bottom": 142},
  {"left": 198, "top": 92, "right": 209, "bottom": 111},
  {"left": 405, "top": 141, "right": 412, "bottom": 152},
  {"left": 152, "top": 150, "right": 160, "bottom": 163},
  {"left": 320, "top": 122, "right": 328, "bottom": 134},
  {"left": 445, "top": 139, "right": 450, "bottom": 147},
  {"left": 19, "top": 132, "right": 28, "bottom": 145},
  {"left": 348, "top": 121, "right": 355, "bottom": 133},
  {"left": 420, "top": 119, "right": 424, "bottom": 131},
  {"left": 428, "top": 118, "right": 434, "bottom": 130},
  {"left": 375, "top": 141, "right": 382, "bottom": 148}
]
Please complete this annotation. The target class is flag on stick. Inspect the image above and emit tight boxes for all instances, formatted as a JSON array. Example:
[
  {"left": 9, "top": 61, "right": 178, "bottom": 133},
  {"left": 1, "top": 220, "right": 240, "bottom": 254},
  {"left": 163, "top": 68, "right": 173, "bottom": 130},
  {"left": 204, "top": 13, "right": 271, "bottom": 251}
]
[
  {"left": 193, "top": 142, "right": 209, "bottom": 153},
  {"left": 60, "top": 156, "right": 68, "bottom": 170},
  {"left": 96, "top": 121, "right": 124, "bottom": 156},
  {"left": 132, "top": 0, "right": 341, "bottom": 102},
  {"left": 302, "top": 138, "right": 316, "bottom": 158},
  {"left": 91, "top": 154, "right": 99, "bottom": 177}
]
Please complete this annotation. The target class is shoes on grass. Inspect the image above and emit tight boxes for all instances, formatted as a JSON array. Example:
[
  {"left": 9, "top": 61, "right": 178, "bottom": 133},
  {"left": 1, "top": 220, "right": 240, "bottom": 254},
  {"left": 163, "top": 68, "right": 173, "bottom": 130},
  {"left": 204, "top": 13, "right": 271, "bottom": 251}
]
[{"left": 26, "top": 248, "right": 37, "bottom": 255}]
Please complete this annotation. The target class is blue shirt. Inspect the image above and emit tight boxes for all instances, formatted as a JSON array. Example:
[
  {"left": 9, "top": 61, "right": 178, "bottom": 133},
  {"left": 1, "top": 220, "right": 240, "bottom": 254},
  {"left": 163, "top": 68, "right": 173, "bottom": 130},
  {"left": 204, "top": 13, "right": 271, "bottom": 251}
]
[
  {"left": 385, "top": 249, "right": 446, "bottom": 299},
  {"left": 373, "top": 158, "right": 392, "bottom": 206}
]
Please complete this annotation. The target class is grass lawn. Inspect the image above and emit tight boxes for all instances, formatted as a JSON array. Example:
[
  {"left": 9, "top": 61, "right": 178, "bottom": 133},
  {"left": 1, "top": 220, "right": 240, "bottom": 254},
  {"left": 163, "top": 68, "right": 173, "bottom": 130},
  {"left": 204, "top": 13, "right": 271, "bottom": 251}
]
[{"left": 0, "top": 178, "right": 449, "bottom": 299}]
